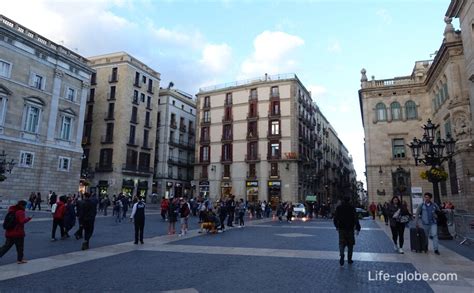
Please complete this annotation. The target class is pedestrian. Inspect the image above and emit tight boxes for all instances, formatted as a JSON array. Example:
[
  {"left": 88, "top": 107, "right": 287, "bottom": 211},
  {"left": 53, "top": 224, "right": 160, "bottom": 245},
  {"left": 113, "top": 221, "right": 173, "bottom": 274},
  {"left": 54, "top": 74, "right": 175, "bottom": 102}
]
[
  {"left": 33, "top": 192, "right": 42, "bottom": 211},
  {"left": 130, "top": 196, "right": 146, "bottom": 244},
  {"left": 277, "top": 201, "right": 285, "bottom": 222},
  {"left": 114, "top": 196, "right": 123, "bottom": 223},
  {"left": 49, "top": 192, "right": 57, "bottom": 208},
  {"left": 415, "top": 192, "right": 441, "bottom": 255},
  {"left": 217, "top": 199, "right": 227, "bottom": 231},
  {"left": 168, "top": 197, "right": 179, "bottom": 235},
  {"left": 27, "top": 192, "right": 35, "bottom": 210},
  {"left": 382, "top": 202, "right": 389, "bottom": 225},
  {"left": 0, "top": 200, "right": 32, "bottom": 264},
  {"left": 74, "top": 196, "right": 84, "bottom": 240},
  {"left": 80, "top": 193, "right": 97, "bottom": 250},
  {"left": 161, "top": 197, "right": 169, "bottom": 221},
  {"left": 226, "top": 195, "right": 235, "bottom": 227},
  {"left": 51, "top": 195, "right": 67, "bottom": 241},
  {"left": 369, "top": 202, "right": 377, "bottom": 220},
  {"left": 63, "top": 196, "right": 76, "bottom": 238},
  {"left": 237, "top": 198, "right": 246, "bottom": 227},
  {"left": 121, "top": 195, "right": 129, "bottom": 220},
  {"left": 286, "top": 202, "right": 293, "bottom": 223},
  {"left": 333, "top": 196, "right": 361, "bottom": 266},
  {"left": 387, "top": 196, "right": 410, "bottom": 254},
  {"left": 179, "top": 197, "right": 190, "bottom": 236},
  {"left": 103, "top": 195, "right": 111, "bottom": 216}
]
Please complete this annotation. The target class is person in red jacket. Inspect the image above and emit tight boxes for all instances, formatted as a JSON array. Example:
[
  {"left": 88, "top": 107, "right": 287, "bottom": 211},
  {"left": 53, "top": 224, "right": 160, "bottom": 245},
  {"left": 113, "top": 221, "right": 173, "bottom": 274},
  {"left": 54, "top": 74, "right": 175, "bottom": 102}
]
[
  {"left": 0, "top": 200, "right": 32, "bottom": 264},
  {"left": 51, "top": 195, "right": 67, "bottom": 241}
]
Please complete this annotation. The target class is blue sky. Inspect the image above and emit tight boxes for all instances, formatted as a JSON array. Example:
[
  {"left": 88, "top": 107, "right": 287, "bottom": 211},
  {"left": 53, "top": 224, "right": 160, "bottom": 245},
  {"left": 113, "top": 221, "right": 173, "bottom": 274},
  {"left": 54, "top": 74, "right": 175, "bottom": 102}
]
[{"left": 3, "top": 0, "right": 454, "bottom": 185}]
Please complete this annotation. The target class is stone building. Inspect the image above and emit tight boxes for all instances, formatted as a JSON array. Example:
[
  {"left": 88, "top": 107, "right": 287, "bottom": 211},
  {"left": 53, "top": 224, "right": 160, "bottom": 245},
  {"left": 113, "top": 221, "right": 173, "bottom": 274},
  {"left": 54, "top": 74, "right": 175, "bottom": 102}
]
[
  {"left": 153, "top": 86, "right": 196, "bottom": 198},
  {"left": 195, "top": 73, "right": 356, "bottom": 205},
  {"left": 81, "top": 52, "right": 160, "bottom": 198},
  {"left": 0, "top": 15, "right": 93, "bottom": 200},
  {"left": 359, "top": 15, "right": 474, "bottom": 211}
]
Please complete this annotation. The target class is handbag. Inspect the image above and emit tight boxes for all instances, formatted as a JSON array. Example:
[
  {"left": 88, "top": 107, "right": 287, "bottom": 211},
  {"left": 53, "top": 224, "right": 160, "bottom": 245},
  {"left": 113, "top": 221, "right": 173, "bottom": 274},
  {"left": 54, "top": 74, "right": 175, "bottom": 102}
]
[{"left": 399, "top": 215, "right": 410, "bottom": 223}]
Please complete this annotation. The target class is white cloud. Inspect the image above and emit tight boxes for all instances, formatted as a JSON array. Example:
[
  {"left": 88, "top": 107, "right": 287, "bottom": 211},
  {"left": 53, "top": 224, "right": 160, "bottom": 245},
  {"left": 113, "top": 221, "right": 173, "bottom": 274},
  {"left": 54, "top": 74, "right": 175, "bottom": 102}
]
[
  {"left": 239, "top": 31, "right": 304, "bottom": 78},
  {"left": 308, "top": 84, "right": 327, "bottom": 99},
  {"left": 200, "top": 43, "right": 233, "bottom": 73},
  {"left": 376, "top": 9, "right": 392, "bottom": 24}
]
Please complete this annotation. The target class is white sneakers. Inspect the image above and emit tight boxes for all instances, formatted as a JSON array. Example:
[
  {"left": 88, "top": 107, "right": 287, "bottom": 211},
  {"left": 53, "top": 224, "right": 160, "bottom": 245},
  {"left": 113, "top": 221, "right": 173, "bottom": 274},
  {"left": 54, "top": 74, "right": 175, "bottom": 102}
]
[
  {"left": 393, "top": 244, "right": 398, "bottom": 251},
  {"left": 398, "top": 248, "right": 404, "bottom": 254}
]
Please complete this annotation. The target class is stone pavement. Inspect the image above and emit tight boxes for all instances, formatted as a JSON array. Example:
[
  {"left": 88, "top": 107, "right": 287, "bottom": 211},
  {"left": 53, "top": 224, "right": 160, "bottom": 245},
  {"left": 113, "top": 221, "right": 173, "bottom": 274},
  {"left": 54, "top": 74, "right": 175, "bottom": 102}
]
[{"left": 0, "top": 212, "right": 473, "bottom": 293}]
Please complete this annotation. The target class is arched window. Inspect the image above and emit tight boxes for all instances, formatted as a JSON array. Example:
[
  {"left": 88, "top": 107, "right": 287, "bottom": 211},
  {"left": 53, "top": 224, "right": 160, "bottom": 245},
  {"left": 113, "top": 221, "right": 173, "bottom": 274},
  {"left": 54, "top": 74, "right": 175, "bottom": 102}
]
[
  {"left": 375, "top": 103, "right": 387, "bottom": 121},
  {"left": 391, "top": 102, "right": 401, "bottom": 121},
  {"left": 405, "top": 100, "right": 417, "bottom": 120}
]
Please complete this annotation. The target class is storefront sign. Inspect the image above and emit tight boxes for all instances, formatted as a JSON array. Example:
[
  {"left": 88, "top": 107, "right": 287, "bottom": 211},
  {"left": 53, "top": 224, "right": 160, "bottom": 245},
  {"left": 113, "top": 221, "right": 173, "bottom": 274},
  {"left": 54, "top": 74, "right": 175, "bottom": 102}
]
[
  {"left": 246, "top": 181, "right": 258, "bottom": 187},
  {"left": 199, "top": 180, "right": 209, "bottom": 186},
  {"left": 268, "top": 181, "right": 281, "bottom": 187}
]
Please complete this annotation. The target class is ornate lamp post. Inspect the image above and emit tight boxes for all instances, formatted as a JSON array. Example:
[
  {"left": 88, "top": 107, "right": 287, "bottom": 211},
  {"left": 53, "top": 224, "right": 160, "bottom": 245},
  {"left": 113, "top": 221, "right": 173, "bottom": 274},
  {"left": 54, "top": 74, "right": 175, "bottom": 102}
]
[
  {"left": 408, "top": 119, "right": 456, "bottom": 240},
  {"left": 0, "top": 150, "right": 15, "bottom": 182}
]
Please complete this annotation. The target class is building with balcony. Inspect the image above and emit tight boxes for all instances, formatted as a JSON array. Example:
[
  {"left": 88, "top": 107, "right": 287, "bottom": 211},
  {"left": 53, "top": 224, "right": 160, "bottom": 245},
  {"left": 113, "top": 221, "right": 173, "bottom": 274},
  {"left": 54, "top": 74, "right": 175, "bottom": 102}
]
[
  {"left": 195, "top": 73, "right": 356, "bottom": 206},
  {"left": 0, "top": 15, "right": 93, "bottom": 200},
  {"left": 359, "top": 10, "right": 474, "bottom": 211},
  {"left": 81, "top": 52, "right": 160, "bottom": 198},
  {"left": 154, "top": 87, "right": 196, "bottom": 198}
]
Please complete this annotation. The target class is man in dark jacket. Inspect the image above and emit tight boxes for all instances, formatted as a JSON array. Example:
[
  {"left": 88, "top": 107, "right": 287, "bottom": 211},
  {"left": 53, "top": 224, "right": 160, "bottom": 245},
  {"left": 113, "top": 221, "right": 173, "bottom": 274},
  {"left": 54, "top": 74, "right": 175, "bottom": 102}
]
[
  {"left": 130, "top": 197, "right": 146, "bottom": 244},
  {"left": 0, "top": 200, "right": 32, "bottom": 264},
  {"left": 333, "top": 196, "right": 361, "bottom": 266},
  {"left": 80, "top": 193, "right": 97, "bottom": 250}
]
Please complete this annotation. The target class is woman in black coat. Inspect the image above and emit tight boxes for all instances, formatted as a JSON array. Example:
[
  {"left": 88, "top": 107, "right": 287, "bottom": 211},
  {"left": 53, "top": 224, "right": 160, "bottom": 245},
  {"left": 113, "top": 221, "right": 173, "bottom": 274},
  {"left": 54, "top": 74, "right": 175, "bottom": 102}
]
[
  {"left": 63, "top": 197, "right": 76, "bottom": 237},
  {"left": 387, "top": 196, "right": 410, "bottom": 254}
]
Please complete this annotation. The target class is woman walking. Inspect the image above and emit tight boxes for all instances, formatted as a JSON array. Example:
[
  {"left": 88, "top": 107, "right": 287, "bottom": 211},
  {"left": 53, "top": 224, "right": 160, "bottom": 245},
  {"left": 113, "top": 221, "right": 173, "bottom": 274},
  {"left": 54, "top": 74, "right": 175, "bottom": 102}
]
[
  {"left": 286, "top": 202, "right": 293, "bottom": 223},
  {"left": 387, "top": 196, "right": 410, "bottom": 254},
  {"left": 168, "top": 197, "right": 179, "bottom": 235}
]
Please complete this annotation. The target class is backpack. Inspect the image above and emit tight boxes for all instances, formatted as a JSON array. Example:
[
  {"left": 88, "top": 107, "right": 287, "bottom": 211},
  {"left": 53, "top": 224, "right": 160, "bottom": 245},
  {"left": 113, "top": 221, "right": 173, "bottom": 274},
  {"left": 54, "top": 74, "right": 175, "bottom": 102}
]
[{"left": 3, "top": 211, "right": 16, "bottom": 230}]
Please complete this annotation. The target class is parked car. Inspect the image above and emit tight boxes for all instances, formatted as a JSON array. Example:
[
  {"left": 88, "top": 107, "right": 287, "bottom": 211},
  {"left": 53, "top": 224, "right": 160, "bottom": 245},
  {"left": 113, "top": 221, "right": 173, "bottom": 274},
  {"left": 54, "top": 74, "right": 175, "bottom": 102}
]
[
  {"left": 355, "top": 208, "right": 370, "bottom": 219},
  {"left": 293, "top": 203, "right": 306, "bottom": 217}
]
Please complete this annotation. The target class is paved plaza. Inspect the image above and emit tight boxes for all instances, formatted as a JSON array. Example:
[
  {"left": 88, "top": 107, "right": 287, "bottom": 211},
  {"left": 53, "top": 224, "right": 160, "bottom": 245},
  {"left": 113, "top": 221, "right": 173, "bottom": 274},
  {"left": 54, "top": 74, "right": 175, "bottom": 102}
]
[{"left": 0, "top": 209, "right": 473, "bottom": 293}]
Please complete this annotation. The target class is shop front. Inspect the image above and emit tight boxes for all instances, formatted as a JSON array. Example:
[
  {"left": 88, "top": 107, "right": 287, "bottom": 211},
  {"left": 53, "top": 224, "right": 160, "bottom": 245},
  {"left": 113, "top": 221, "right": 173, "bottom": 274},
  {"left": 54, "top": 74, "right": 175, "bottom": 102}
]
[
  {"left": 221, "top": 181, "right": 232, "bottom": 198},
  {"left": 199, "top": 180, "right": 209, "bottom": 198},
  {"left": 97, "top": 180, "right": 109, "bottom": 197},
  {"left": 122, "top": 179, "right": 135, "bottom": 196},
  {"left": 175, "top": 183, "right": 183, "bottom": 198},
  {"left": 268, "top": 180, "right": 281, "bottom": 209},
  {"left": 246, "top": 181, "right": 259, "bottom": 203},
  {"left": 137, "top": 180, "right": 148, "bottom": 200}
]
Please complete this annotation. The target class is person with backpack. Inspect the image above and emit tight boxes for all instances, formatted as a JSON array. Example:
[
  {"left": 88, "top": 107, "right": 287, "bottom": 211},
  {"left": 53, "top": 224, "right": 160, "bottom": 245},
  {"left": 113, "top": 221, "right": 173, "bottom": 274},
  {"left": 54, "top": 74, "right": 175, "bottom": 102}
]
[
  {"left": 130, "top": 196, "right": 146, "bottom": 244},
  {"left": 415, "top": 192, "right": 441, "bottom": 255},
  {"left": 51, "top": 195, "right": 67, "bottom": 241},
  {"left": 179, "top": 197, "right": 190, "bottom": 236},
  {"left": 0, "top": 200, "right": 32, "bottom": 264}
]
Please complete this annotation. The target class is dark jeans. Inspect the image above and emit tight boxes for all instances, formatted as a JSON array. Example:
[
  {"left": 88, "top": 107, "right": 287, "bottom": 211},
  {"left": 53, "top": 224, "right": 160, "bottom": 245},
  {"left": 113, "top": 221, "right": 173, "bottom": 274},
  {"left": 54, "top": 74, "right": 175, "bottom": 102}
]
[
  {"left": 52, "top": 219, "right": 65, "bottom": 239},
  {"left": 227, "top": 211, "right": 235, "bottom": 226},
  {"left": 74, "top": 220, "right": 83, "bottom": 239},
  {"left": 287, "top": 212, "right": 293, "bottom": 222},
  {"left": 161, "top": 209, "right": 167, "bottom": 221},
  {"left": 33, "top": 202, "right": 41, "bottom": 211},
  {"left": 219, "top": 214, "right": 226, "bottom": 230},
  {"left": 390, "top": 222, "right": 406, "bottom": 248},
  {"left": 134, "top": 219, "right": 145, "bottom": 242},
  {"left": 238, "top": 212, "right": 245, "bottom": 226},
  {"left": 122, "top": 208, "right": 128, "bottom": 219},
  {"left": 83, "top": 220, "right": 95, "bottom": 242},
  {"left": 0, "top": 237, "right": 24, "bottom": 261}
]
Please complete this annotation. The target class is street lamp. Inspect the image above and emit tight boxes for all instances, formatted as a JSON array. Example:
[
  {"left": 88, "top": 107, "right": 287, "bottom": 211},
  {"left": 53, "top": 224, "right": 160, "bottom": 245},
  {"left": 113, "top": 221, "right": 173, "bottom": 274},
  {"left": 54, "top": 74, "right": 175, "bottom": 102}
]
[
  {"left": 408, "top": 119, "right": 456, "bottom": 240},
  {"left": 0, "top": 150, "right": 15, "bottom": 182}
]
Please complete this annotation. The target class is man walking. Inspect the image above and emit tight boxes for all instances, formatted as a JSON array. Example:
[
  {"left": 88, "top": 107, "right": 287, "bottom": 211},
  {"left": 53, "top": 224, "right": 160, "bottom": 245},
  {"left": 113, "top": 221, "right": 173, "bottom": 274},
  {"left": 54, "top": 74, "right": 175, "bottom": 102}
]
[
  {"left": 80, "top": 193, "right": 97, "bottom": 250},
  {"left": 0, "top": 200, "right": 32, "bottom": 264},
  {"left": 415, "top": 192, "right": 441, "bottom": 255},
  {"left": 226, "top": 195, "right": 235, "bottom": 227},
  {"left": 130, "top": 196, "right": 146, "bottom": 244},
  {"left": 333, "top": 196, "right": 361, "bottom": 266}
]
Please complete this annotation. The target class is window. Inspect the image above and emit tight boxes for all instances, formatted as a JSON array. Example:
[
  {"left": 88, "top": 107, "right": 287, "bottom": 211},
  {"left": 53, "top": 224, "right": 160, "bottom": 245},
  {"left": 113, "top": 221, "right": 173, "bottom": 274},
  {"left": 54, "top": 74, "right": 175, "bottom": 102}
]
[
  {"left": 271, "top": 86, "right": 279, "bottom": 97},
  {"left": 390, "top": 102, "right": 401, "bottom": 120},
  {"left": 225, "top": 93, "right": 232, "bottom": 105},
  {"left": 0, "top": 60, "right": 11, "bottom": 78},
  {"left": 134, "top": 72, "right": 140, "bottom": 86},
  {"left": 145, "top": 111, "right": 150, "bottom": 127},
  {"left": 201, "top": 127, "right": 209, "bottom": 140},
  {"left": 24, "top": 105, "right": 41, "bottom": 133},
  {"left": 147, "top": 79, "right": 153, "bottom": 93},
  {"left": 89, "top": 88, "right": 95, "bottom": 102},
  {"left": 204, "top": 96, "right": 210, "bottom": 108},
  {"left": 131, "top": 107, "right": 138, "bottom": 123},
  {"left": 109, "top": 86, "right": 116, "bottom": 100},
  {"left": 203, "top": 111, "right": 210, "bottom": 123},
  {"left": 99, "top": 148, "right": 113, "bottom": 167},
  {"left": 32, "top": 74, "right": 44, "bottom": 90},
  {"left": 141, "top": 93, "right": 145, "bottom": 103},
  {"left": 223, "top": 124, "right": 232, "bottom": 140},
  {"left": 143, "top": 129, "right": 149, "bottom": 148},
  {"left": 375, "top": 103, "right": 387, "bottom": 121},
  {"left": 222, "top": 144, "right": 232, "bottom": 161},
  {"left": 126, "top": 149, "right": 138, "bottom": 167},
  {"left": 60, "top": 116, "right": 72, "bottom": 140},
  {"left": 250, "top": 88, "right": 257, "bottom": 99},
  {"left": 248, "top": 121, "right": 257, "bottom": 137},
  {"left": 105, "top": 123, "right": 114, "bottom": 142},
  {"left": 172, "top": 100, "right": 175, "bottom": 106},
  {"left": 147, "top": 96, "right": 151, "bottom": 109},
  {"left": 223, "top": 164, "right": 231, "bottom": 178},
  {"left": 249, "top": 164, "right": 256, "bottom": 177},
  {"left": 271, "top": 120, "right": 280, "bottom": 135},
  {"left": 444, "top": 120, "right": 452, "bottom": 136},
  {"left": 58, "top": 157, "right": 71, "bottom": 171},
  {"left": 270, "top": 142, "right": 280, "bottom": 158},
  {"left": 19, "top": 151, "right": 34, "bottom": 168},
  {"left": 270, "top": 163, "right": 278, "bottom": 177},
  {"left": 133, "top": 90, "right": 138, "bottom": 104},
  {"left": 201, "top": 146, "right": 210, "bottom": 162},
  {"left": 91, "top": 72, "right": 97, "bottom": 85},
  {"left": 111, "top": 67, "right": 118, "bottom": 82},
  {"left": 142, "top": 75, "right": 147, "bottom": 84},
  {"left": 271, "top": 101, "right": 280, "bottom": 115},
  {"left": 405, "top": 101, "right": 417, "bottom": 119},
  {"left": 138, "top": 152, "right": 150, "bottom": 170},
  {"left": 0, "top": 96, "right": 7, "bottom": 127},
  {"left": 392, "top": 139, "right": 405, "bottom": 159},
  {"left": 129, "top": 125, "right": 136, "bottom": 144},
  {"left": 66, "top": 88, "right": 75, "bottom": 101},
  {"left": 248, "top": 142, "right": 258, "bottom": 158}
]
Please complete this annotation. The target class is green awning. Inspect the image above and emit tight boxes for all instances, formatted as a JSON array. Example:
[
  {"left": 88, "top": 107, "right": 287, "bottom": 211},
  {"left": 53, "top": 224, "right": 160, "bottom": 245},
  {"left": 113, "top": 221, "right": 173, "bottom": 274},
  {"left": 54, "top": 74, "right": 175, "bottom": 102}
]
[{"left": 305, "top": 195, "right": 317, "bottom": 202}]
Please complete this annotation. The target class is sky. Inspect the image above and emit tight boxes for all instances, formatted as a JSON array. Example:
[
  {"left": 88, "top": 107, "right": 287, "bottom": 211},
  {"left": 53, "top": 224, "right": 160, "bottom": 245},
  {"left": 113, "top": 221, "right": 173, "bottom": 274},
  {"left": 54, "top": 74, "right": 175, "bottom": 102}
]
[{"left": 2, "top": 0, "right": 455, "bottom": 186}]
